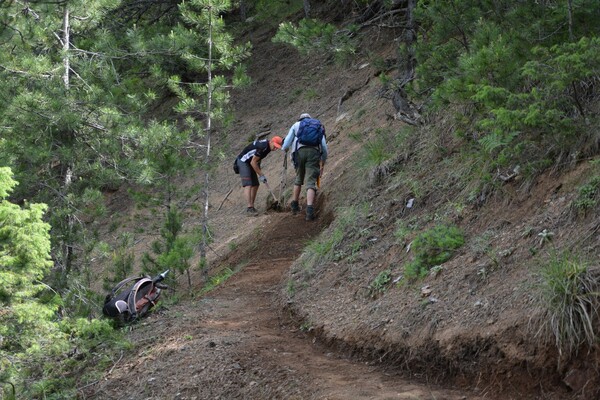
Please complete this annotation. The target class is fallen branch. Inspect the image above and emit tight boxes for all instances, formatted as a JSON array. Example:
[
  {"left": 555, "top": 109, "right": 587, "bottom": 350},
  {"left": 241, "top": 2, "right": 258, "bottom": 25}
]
[
  {"left": 256, "top": 130, "right": 271, "bottom": 139},
  {"left": 217, "top": 188, "right": 234, "bottom": 211},
  {"left": 360, "top": 8, "right": 407, "bottom": 29}
]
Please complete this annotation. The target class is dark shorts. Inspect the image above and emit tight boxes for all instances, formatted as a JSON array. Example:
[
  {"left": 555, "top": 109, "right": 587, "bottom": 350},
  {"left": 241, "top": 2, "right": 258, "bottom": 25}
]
[
  {"left": 238, "top": 159, "right": 258, "bottom": 187},
  {"left": 294, "top": 147, "right": 321, "bottom": 190}
]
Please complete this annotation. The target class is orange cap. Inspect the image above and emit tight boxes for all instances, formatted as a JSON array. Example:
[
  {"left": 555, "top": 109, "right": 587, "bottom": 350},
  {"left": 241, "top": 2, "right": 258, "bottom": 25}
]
[{"left": 271, "top": 136, "right": 283, "bottom": 149}]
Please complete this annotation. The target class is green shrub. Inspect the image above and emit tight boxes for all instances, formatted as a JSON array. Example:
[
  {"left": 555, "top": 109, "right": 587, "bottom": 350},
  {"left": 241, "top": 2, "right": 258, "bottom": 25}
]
[
  {"left": 405, "top": 224, "right": 465, "bottom": 279},
  {"left": 273, "top": 18, "right": 357, "bottom": 64},
  {"left": 574, "top": 175, "right": 600, "bottom": 212},
  {"left": 536, "top": 252, "right": 600, "bottom": 358},
  {"left": 414, "top": 2, "right": 600, "bottom": 182},
  {"left": 252, "top": 0, "right": 303, "bottom": 23}
]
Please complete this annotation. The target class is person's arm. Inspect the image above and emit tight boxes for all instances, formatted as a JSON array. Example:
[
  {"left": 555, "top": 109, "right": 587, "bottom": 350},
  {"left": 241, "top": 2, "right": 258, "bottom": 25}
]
[
  {"left": 250, "top": 155, "right": 262, "bottom": 176},
  {"left": 320, "top": 136, "right": 328, "bottom": 163},
  {"left": 281, "top": 123, "right": 298, "bottom": 151},
  {"left": 319, "top": 136, "right": 327, "bottom": 176}
]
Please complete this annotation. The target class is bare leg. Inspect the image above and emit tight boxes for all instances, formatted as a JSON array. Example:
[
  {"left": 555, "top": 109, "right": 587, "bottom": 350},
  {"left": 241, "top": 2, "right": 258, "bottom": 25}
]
[
  {"left": 293, "top": 184, "right": 301, "bottom": 202},
  {"left": 250, "top": 185, "right": 259, "bottom": 207},
  {"left": 245, "top": 185, "right": 259, "bottom": 208},
  {"left": 306, "top": 188, "right": 316, "bottom": 206}
]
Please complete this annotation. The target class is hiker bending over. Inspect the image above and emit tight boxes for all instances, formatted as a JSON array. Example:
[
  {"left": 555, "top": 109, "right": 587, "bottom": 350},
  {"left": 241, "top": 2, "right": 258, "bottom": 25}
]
[
  {"left": 282, "top": 113, "right": 328, "bottom": 221},
  {"left": 235, "top": 136, "right": 283, "bottom": 214}
]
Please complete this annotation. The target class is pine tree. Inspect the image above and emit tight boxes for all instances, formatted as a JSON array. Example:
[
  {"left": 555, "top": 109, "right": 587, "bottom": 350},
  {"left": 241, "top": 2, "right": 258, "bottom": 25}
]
[
  {"left": 0, "top": 0, "right": 250, "bottom": 292},
  {"left": 173, "top": 0, "right": 251, "bottom": 283}
]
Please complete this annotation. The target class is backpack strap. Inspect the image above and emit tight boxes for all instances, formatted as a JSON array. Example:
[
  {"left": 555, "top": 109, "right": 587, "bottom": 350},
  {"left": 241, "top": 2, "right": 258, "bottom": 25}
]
[
  {"left": 108, "top": 276, "right": 143, "bottom": 300},
  {"left": 127, "top": 278, "right": 153, "bottom": 320}
]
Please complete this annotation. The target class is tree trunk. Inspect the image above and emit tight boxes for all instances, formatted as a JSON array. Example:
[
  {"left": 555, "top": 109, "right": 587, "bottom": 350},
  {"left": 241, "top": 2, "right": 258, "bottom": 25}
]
[
  {"left": 61, "top": 5, "right": 76, "bottom": 278},
  {"left": 200, "top": 2, "right": 214, "bottom": 284},
  {"left": 303, "top": 0, "right": 310, "bottom": 17},
  {"left": 62, "top": 6, "right": 70, "bottom": 88},
  {"left": 404, "top": 0, "right": 416, "bottom": 79}
]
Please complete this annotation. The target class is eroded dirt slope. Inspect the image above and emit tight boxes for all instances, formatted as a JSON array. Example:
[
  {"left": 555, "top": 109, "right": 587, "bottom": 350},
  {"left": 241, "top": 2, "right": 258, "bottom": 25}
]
[{"left": 83, "top": 212, "right": 482, "bottom": 399}]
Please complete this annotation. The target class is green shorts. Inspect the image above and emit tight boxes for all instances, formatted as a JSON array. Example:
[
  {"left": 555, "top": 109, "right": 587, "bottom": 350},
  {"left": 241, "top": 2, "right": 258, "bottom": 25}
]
[{"left": 294, "top": 147, "right": 321, "bottom": 190}]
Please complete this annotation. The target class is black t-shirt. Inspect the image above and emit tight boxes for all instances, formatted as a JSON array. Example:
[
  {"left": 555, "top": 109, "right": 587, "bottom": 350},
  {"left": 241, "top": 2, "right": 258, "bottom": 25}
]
[{"left": 237, "top": 139, "right": 272, "bottom": 163}]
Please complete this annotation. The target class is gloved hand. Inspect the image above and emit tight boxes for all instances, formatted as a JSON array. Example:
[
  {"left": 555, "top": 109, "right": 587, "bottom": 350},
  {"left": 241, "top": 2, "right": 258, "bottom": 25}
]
[{"left": 259, "top": 175, "right": 267, "bottom": 184}]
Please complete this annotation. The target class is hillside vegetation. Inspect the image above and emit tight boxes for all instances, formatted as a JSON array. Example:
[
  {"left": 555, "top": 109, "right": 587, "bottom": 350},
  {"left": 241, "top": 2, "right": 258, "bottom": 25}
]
[{"left": 1, "top": 1, "right": 599, "bottom": 399}]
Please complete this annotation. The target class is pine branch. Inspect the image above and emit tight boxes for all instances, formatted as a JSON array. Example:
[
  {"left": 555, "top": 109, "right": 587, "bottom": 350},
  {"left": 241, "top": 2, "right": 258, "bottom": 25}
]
[{"left": 0, "top": 64, "right": 52, "bottom": 78}]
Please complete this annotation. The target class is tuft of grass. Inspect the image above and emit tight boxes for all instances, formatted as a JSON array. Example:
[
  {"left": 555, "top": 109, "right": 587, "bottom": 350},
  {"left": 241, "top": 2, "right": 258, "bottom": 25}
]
[
  {"left": 348, "top": 130, "right": 364, "bottom": 142},
  {"left": 573, "top": 175, "right": 600, "bottom": 212},
  {"left": 536, "top": 252, "right": 600, "bottom": 359},
  {"left": 305, "top": 206, "right": 358, "bottom": 258},
  {"left": 294, "top": 206, "right": 359, "bottom": 282},
  {"left": 199, "top": 267, "right": 235, "bottom": 295},
  {"left": 304, "top": 88, "right": 318, "bottom": 100},
  {"left": 286, "top": 279, "right": 296, "bottom": 297},
  {"left": 394, "top": 220, "right": 412, "bottom": 244},
  {"left": 405, "top": 224, "right": 465, "bottom": 279},
  {"left": 369, "top": 269, "right": 392, "bottom": 298},
  {"left": 358, "top": 136, "right": 393, "bottom": 171}
]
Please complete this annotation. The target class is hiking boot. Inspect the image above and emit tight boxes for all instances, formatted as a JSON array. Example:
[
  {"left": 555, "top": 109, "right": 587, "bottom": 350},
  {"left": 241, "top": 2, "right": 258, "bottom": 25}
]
[
  {"left": 291, "top": 200, "right": 300, "bottom": 215},
  {"left": 305, "top": 205, "right": 315, "bottom": 221},
  {"left": 246, "top": 207, "right": 258, "bottom": 215}
]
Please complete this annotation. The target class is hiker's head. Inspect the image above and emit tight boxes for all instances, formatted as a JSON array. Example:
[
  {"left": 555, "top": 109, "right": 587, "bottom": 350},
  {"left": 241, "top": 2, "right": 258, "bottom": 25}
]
[
  {"left": 299, "top": 113, "right": 311, "bottom": 120},
  {"left": 270, "top": 136, "right": 283, "bottom": 150}
]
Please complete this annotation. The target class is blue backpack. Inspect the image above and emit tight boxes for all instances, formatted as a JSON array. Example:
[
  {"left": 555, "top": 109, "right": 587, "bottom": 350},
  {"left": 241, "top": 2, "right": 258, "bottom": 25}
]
[{"left": 296, "top": 118, "right": 325, "bottom": 147}]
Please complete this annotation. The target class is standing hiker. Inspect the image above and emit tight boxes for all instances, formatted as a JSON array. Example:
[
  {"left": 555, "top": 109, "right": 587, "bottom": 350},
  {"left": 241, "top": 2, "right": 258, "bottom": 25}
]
[
  {"left": 235, "top": 136, "right": 283, "bottom": 214},
  {"left": 282, "top": 113, "right": 328, "bottom": 221}
]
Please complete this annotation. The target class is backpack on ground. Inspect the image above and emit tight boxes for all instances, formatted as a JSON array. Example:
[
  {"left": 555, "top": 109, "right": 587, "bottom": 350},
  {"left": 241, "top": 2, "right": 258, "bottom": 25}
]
[
  {"left": 297, "top": 118, "right": 325, "bottom": 147},
  {"left": 103, "top": 270, "right": 169, "bottom": 323}
]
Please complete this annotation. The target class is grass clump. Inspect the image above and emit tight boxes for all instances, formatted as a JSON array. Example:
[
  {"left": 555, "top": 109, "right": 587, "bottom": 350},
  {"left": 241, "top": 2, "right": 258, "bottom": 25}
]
[
  {"left": 369, "top": 269, "right": 392, "bottom": 298},
  {"left": 405, "top": 224, "right": 465, "bottom": 279},
  {"left": 199, "top": 267, "right": 235, "bottom": 295},
  {"left": 292, "top": 206, "right": 359, "bottom": 284},
  {"left": 359, "top": 137, "right": 394, "bottom": 171},
  {"left": 574, "top": 175, "right": 600, "bottom": 212},
  {"left": 305, "top": 206, "right": 358, "bottom": 260},
  {"left": 536, "top": 252, "right": 600, "bottom": 359}
]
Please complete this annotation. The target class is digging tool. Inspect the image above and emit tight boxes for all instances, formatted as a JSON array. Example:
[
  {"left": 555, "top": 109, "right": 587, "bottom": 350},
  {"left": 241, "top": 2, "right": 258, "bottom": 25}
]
[{"left": 263, "top": 179, "right": 280, "bottom": 210}]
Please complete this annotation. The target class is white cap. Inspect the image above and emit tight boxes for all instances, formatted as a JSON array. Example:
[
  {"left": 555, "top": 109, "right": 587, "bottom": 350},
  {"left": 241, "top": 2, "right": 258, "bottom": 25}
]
[{"left": 299, "top": 113, "right": 311, "bottom": 120}]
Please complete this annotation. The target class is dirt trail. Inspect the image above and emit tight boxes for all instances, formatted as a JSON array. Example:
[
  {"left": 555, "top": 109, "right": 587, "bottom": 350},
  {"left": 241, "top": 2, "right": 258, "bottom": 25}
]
[{"left": 82, "top": 211, "right": 482, "bottom": 400}]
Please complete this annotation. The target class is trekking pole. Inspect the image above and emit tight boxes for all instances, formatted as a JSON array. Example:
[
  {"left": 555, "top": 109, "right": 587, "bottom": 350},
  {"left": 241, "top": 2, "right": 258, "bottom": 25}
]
[{"left": 279, "top": 153, "right": 288, "bottom": 205}]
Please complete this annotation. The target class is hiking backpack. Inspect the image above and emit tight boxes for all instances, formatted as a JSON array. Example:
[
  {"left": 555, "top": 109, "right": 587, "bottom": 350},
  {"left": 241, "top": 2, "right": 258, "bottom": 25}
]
[
  {"left": 103, "top": 270, "right": 169, "bottom": 323},
  {"left": 296, "top": 118, "right": 325, "bottom": 147}
]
